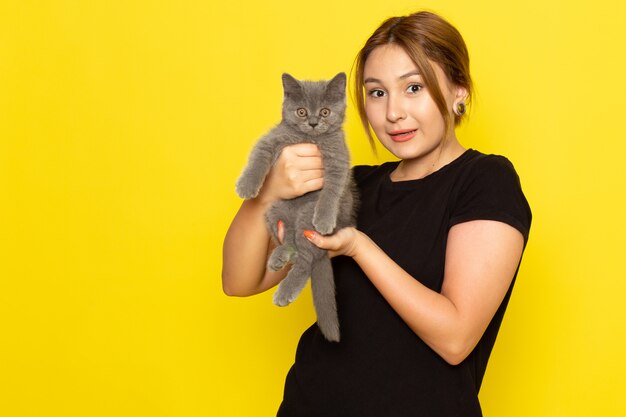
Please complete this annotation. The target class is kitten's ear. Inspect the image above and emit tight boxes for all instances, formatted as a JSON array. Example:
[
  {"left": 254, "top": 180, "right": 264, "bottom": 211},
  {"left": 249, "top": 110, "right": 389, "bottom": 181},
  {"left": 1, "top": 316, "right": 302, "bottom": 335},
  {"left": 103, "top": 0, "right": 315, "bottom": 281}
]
[
  {"left": 326, "top": 72, "right": 346, "bottom": 101},
  {"left": 282, "top": 73, "right": 303, "bottom": 97}
]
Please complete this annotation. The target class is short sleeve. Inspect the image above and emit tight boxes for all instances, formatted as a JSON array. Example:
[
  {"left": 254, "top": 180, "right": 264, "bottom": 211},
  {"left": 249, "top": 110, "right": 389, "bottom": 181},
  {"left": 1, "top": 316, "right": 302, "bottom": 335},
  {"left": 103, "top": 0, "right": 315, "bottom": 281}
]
[{"left": 449, "top": 155, "right": 532, "bottom": 243}]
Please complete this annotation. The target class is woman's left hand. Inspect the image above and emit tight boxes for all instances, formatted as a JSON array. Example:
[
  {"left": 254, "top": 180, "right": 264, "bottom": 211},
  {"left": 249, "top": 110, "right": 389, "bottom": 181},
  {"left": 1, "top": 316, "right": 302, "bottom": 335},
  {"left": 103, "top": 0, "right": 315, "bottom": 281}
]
[{"left": 303, "top": 227, "right": 361, "bottom": 258}]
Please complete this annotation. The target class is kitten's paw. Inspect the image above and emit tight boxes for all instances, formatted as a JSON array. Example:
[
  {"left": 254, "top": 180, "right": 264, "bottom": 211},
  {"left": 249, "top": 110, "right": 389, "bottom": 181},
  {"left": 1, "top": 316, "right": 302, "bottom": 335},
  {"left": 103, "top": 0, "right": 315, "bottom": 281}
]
[
  {"left": 235, "top": 176, "right": 260, "bottom": 199},
  {"left": 312, "top": 215, "right": 336, "bottom": 235},
  {"left": 313, "top": 204, "right": 338, "bottom": 235},
  {"left": 273, "top": 290, "right": 296, "bottom": 307},
  {"left": 267, "top": 246, "right": 297, "bottom": 271},
  {"left": 267, "top": 257, "right": 286, "bottom": 272}
]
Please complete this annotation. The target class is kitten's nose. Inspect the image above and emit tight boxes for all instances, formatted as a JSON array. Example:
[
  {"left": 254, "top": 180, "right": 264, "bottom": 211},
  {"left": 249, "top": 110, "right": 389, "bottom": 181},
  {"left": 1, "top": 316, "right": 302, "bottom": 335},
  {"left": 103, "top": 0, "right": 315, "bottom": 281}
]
[{"left": 309, "top": 122, "right": 318, "bottom": 128}]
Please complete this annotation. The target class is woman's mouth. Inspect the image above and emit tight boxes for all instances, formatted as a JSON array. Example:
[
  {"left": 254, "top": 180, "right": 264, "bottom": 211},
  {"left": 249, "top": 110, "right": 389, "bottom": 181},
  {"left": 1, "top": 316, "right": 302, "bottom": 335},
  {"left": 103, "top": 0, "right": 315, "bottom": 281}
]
[{"left": 388, "top": 129, "right": 417, "bottom": 142}]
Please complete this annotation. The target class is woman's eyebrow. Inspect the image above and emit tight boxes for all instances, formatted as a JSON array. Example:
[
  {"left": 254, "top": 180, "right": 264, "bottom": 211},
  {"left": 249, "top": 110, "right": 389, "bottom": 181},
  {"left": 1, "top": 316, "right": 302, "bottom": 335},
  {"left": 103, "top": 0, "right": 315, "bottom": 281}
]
[
  {"left": 399, "top": 70, "right": 421, "bottom": 79},
  {"left": 364, "top": 71, "right": 421, "bottom": 84}
]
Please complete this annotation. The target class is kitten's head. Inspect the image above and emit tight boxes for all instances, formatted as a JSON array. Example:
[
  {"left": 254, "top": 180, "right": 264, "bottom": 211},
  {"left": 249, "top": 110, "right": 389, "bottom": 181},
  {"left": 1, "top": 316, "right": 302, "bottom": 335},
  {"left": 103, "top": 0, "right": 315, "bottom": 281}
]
[{"left": 281, "top": 73, "right": 346, "bottom": 137}]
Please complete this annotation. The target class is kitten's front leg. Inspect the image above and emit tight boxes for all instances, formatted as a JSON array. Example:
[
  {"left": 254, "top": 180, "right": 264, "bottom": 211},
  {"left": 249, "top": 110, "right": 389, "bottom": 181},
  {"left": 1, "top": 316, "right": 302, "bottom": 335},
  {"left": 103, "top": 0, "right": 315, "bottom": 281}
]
[
  {"left": 312, "top": 143, "right": 350, "bottom": 234},
  {"left": 312, "top": 191, "right": 341, "bottom": 235},
  {"left": 236, "top": 139, "right": 276, "bottom": 199}
]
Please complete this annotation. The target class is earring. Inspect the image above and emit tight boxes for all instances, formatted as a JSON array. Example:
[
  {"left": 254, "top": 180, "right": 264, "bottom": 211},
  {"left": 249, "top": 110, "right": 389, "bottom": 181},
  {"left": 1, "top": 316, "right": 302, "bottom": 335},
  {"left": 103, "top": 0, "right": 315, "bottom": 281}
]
[{"left": 454, "top": 102, "right": 466, "bottom": 116}]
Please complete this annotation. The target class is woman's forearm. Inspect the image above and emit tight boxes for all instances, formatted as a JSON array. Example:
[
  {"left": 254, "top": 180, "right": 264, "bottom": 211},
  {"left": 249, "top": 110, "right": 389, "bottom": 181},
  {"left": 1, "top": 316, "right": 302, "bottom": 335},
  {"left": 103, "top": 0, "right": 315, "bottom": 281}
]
[
  {"left": 341, "top": 221, "right": 523, "bottom": 365},
  {"left": 351, "top": 232, "right": 466, "bottom": 363},
  {"left": 221, "top": 198, "right": 287, "bottom": 297}
]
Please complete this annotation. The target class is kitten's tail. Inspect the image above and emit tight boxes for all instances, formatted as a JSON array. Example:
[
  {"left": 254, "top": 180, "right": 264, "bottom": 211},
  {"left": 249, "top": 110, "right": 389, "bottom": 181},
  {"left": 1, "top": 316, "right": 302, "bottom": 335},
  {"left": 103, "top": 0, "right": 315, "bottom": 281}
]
[{"left": 311, "top": 257, "right": 340, "bottom": 342}]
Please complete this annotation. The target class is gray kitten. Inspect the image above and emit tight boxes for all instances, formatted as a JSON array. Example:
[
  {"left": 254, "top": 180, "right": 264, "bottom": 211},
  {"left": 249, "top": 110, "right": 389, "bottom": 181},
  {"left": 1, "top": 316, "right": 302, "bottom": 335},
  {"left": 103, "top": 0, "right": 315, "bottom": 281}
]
[{"left": 235, "top": 72, "right": 356, "bottom": 342}]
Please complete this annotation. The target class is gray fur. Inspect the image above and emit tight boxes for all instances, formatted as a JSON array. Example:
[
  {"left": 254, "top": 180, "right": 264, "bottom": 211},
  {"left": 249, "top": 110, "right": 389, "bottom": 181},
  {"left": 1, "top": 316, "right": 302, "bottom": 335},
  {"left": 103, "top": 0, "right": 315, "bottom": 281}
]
[{"left": 236, "top": 72, "right": 356, "bottom": 342}]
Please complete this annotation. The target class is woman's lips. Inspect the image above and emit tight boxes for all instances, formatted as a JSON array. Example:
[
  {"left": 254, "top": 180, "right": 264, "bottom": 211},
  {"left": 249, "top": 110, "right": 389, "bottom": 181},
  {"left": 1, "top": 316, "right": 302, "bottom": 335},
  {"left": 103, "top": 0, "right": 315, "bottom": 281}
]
[{"left": 389, "top": 129, "right": 417, "bottom": 142}]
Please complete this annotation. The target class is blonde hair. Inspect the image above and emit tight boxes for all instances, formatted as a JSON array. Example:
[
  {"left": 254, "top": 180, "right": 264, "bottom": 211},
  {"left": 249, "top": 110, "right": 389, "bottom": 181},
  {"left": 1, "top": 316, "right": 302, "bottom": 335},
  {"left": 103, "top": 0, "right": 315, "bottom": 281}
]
[{"left": 353, "top": 11, "right": 474, "bottom": 148}]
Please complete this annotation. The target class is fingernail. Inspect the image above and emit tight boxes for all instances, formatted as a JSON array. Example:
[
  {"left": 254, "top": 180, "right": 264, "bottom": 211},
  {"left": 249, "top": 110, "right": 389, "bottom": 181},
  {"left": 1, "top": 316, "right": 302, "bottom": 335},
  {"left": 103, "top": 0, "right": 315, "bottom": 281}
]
[{"left": 303, "top": 230, "right": 315, "bottom": 240}]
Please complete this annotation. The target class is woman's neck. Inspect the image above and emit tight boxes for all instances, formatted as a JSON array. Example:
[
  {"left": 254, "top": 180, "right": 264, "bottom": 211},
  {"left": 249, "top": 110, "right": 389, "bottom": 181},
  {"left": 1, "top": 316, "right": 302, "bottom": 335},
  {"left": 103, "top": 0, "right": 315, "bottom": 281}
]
[{"left": 391, "top": 137, "right": 465, "bottom": 182}]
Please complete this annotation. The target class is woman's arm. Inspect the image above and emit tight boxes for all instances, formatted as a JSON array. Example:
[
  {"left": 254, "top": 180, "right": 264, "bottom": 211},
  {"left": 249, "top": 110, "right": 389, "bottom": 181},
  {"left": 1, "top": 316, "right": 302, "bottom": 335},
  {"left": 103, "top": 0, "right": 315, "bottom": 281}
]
[
  {"left": 304, "top": 220, "right": 525, "bottom": 365},
  {"left": 222, "top": 143, "right": 324, "bottom": 297}
]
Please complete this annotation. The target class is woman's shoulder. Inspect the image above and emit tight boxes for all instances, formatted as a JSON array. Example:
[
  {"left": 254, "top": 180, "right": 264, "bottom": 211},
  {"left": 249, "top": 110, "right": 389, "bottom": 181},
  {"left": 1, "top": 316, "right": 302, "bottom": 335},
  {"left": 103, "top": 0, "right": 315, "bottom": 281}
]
[
  {"left": 448, "top": 149, "right": 525, "bottom": 195},
  {"left": 450, "top": 149, "right": 532, "bottom": 241},
  {"left": 458, "top": 149, "right": 518, "bottom": 176}
]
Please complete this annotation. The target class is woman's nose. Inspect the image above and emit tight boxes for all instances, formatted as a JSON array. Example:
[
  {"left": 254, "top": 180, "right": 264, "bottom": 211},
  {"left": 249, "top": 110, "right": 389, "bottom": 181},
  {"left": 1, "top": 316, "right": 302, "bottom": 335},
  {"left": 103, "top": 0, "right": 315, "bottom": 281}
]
[{"left": 386, "top": 94, "right": 406, "bottom": 122}]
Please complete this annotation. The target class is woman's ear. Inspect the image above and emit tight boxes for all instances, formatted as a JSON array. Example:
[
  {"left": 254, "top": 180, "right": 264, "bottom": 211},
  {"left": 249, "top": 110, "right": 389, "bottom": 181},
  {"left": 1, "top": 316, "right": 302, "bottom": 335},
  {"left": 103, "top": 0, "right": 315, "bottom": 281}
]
[
  {"left": 454, "top": 85, "right": 468, "bottom": 102},
  {"left": 452, "top": 85, "right": 469, "bottom": 117}
]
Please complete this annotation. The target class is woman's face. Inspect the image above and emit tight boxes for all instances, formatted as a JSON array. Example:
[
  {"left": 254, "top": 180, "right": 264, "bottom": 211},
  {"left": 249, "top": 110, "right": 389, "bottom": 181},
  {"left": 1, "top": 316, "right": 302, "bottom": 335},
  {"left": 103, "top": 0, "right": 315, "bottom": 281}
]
[{"left": 363, "top": 44, "right": 462, "bottom": 162}]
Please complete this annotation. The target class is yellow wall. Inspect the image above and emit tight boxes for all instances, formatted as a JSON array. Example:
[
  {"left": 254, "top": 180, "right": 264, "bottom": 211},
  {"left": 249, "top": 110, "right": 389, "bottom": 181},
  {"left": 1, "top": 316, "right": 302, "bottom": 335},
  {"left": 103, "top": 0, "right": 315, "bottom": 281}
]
[{"left": 1, "top": 1, "right": 625, "bottom": 416}]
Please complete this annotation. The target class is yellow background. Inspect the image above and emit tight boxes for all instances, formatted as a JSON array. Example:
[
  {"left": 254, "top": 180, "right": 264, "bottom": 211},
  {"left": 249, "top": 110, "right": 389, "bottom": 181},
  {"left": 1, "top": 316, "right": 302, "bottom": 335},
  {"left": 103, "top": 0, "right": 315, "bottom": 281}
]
[{"left": 1, "top": 1, "right": 625, "bottom": 416}]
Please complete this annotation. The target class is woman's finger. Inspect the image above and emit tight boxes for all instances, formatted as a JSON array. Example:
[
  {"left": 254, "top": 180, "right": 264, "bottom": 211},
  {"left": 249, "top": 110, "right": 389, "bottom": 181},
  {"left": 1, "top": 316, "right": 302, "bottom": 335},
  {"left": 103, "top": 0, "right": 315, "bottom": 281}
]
[
  {"left": 283, "top": 146, "right": 323, "bottom": 171},
  {"left": 284, "top": 168, "right": 324, "bottom": 194},
  {"left": 302, "top": 177, "right": 324, "bottom": 193},
  {"left": 262, "top": 143, "right": 324, "bottom": 201},
  {"left": 289, "top": 143, "right": 322, "bottom": 157},
  {"left": 303, "top": 230, "right": 334, "bottom": 250},
  {"left": 294, "top": 157, "right": 324, "bottom": 171},
  {"left": 299, "top": 169, "right": 324, "bottom": 183},
  {"left": 303, "top": 230, "right": 340, "bottom": 258},
  {"left": 304, "top": 228, "right": 359, "bottom": 258},
  {"left": 277, "top": 220, "right": 285, "bottom": 244}
]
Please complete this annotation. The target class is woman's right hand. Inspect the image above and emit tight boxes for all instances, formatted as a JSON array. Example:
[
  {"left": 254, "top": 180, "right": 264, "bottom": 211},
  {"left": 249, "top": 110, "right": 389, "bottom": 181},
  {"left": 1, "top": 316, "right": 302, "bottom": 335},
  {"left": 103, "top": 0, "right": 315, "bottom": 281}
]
[{"left": 257, "top": 143, "right": 325, "bottom": 204}]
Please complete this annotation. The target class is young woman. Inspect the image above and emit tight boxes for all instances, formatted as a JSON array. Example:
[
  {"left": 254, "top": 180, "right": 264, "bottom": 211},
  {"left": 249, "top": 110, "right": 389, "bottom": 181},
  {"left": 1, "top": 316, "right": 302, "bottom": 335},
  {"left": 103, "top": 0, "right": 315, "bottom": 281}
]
[{"left": 222, "top": 11, "right": 531, "bottom": 416}]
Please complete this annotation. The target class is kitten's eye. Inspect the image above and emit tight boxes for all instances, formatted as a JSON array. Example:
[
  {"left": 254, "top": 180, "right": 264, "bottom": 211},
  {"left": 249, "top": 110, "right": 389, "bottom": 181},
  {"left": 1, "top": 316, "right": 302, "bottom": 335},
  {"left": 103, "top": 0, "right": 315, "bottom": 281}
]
[
  {"left": 368, "top": 89, "right": 386, "bottom": 98},
  {"left": 320, "top": 108, "right": 331, "bottom": 117},
  {"left": 296, "top": 108, "right": 308, "bottom": 117},
  {"left": 407, "top": 84, "right": 423, "bottom": 93}
]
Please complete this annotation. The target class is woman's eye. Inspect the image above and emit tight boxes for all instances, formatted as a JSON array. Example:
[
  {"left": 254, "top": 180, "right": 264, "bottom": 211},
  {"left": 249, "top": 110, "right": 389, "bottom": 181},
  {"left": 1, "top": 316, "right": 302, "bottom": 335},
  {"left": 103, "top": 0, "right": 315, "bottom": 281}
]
[
  {"left": 407, "top": 84, "right": 423, "bottom": 93},
  {"left": 296, "top": 108, "right": 308, "bottom": 117},
  {"left": 320, "top": 108, "right": 331, "bottom": 117},
  {"left": 368, "top": 89, "right": 385, "bottom": 98}
]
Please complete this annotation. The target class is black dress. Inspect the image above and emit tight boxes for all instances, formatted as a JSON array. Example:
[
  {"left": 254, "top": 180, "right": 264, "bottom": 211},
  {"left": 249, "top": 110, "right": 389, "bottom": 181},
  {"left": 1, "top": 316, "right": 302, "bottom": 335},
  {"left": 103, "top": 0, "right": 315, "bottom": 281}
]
[{"left": 277, "top": 149, "right": 532, "bottom": 417}]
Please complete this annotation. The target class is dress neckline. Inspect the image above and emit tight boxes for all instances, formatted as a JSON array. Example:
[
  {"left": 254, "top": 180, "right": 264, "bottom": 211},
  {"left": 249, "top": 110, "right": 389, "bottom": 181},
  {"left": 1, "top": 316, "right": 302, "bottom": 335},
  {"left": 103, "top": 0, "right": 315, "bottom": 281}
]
[{"left": 383, "top": 149, "right": 477, "bottom": 189}]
